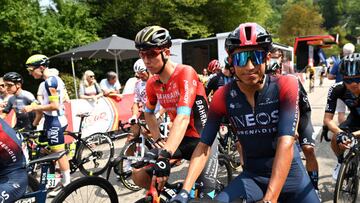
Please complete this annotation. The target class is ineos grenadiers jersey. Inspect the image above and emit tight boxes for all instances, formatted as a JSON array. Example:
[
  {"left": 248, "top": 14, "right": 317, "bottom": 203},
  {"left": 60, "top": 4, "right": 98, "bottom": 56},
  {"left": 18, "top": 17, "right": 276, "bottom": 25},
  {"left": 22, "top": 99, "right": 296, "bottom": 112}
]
[
  {"left": 205, "top": 72, "right": 234, "bottom": 96},
  {"left": 201, "top": 75, "right": 300, "bottom": 175},
  {"left": 39, "top": 76, "right": 67, "bottom": 127},
  {"left": 145, "top": 64, "right": 208, "bottom": 138},
  {"left": 325, "top": 82, "right": 360, "bottom": 119},
  {"left": 0, "top": 118, "right": 25, "bottom": 176}
]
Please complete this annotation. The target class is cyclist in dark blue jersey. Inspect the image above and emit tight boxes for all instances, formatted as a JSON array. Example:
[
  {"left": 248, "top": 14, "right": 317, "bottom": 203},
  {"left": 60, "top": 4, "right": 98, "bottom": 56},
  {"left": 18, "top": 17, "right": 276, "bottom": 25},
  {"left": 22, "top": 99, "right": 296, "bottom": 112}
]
[
  {"left": 323, "top": 53, "right": 360, "bottom": 180},
  {"left": 1, "top": 72, "right": 38, "bottom": 130},
  {"left": 0, "top": 118, "right": 27, "bottom": 203},
  {"left": 267, "top": 48, "right": 320, "bottom": 196},
  {"left": 172, "top": 23, "right": 319, "bottom": 203}
]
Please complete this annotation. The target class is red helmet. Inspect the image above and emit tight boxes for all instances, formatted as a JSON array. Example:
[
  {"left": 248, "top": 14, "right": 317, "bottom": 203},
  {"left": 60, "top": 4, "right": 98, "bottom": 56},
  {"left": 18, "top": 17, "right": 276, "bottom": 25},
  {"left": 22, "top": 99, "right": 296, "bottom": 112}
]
[
  {"left": 225, "top": 23, "right": 272, "bottom": 55},
  {"left": 207, "top": 59, "right": 221, "bottom": 73}
]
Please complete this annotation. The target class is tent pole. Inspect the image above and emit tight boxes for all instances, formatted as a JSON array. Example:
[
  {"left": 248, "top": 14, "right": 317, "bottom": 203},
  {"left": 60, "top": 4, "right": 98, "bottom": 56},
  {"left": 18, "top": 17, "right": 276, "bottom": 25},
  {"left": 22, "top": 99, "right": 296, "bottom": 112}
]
[
  {"left": 115, "top": 54, "right": 119, "bottom": 76},
  {"left": 71, "top": 57, "right": 79, "bottom": 99}
]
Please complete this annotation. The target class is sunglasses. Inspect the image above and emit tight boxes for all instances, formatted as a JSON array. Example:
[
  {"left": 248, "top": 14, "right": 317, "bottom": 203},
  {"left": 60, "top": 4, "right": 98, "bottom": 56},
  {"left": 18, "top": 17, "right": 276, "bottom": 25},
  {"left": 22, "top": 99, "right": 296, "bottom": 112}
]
[
  {"left": 139, "top": 49, "right": 163, "bottom": 59},
  {"left": 343, "top": 77, "right": 360, "bottom": 84},
  {"left": 88, "top": 75, "right": 95, "bottom": 78},
  {"left": 232, "top": 50, "right": 266, "bottom": 67},
  {"left": 0, "top": 84, "right": 4, "bottom": 88}
]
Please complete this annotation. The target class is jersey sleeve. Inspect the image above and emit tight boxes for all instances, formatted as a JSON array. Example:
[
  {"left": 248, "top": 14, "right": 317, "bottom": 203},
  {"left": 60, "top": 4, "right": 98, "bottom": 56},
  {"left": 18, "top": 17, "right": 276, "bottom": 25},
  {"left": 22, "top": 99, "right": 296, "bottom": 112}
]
[
  {"left": 278, "top": 76, "right": 299, "bottom": 136},
  {"left": 330, "top": 62, "right": 339, "bottom": 75},
  {"left": 145, "top": 79, "right": 157, "bottom": 113},
  {"left": 200, "top": 86, "right": 227, "bottom": 146},
  {"left": 325, "top": 83, "right": 342, "bottom": 114},
  {"left": 176, "top": 67, "right": 200, "bottom": 116}
]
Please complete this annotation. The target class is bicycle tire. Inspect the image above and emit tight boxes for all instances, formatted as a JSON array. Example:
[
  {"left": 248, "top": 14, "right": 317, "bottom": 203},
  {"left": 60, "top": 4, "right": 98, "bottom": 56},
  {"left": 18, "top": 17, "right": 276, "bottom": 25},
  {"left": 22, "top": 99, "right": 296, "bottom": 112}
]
[
  {"left": 77, "top": 132, "right": 114, "bottom": 176},
  {"left": 116, "top": 137, "right": 153, "bottom": 191},
  {"left": 52, "top": 176, "right": 118, "bottom": 203},
  {"left": 217, "top": 154, "right": 233, "bottom": 192},
  {"left": 334, "top": 152, "right": 359, "bottom": 203},
  {"left": 27, "top": 174, "right": 39, "bottom": 192}
]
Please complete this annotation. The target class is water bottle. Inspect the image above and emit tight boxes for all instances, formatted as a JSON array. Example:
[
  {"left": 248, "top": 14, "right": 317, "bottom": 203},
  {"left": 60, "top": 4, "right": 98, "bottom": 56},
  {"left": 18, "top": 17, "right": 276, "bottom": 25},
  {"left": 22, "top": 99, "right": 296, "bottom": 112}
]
[{"left": 69, "top": 142, "right": 76, "bottom": 158}]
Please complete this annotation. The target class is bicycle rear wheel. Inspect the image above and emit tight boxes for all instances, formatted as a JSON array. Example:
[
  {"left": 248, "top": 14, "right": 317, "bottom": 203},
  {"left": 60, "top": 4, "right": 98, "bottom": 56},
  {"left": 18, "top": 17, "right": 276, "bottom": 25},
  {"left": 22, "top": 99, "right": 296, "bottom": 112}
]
[
  {"left": 52, "top": 176, "right": 118, "bottom": 203},
  {"left": 116, "top": 137, "right": 152, "bottom": 191},
  {"left": 78, "top": 133, "right": 114, "bottom": 176},
  {"left": 334, "top": 152, "right": 359, "bottom": 203}
]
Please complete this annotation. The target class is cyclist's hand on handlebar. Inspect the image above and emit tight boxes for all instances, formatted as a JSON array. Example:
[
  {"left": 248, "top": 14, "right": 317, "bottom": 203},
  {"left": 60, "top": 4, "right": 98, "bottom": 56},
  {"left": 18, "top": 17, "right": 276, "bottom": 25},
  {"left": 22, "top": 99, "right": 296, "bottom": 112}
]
[
  {"left": 169, "top": 189, "right": 190, "bottom": 203},
  {"left": 336, "top": 132, "right": 355, "bottom": 150},
  {"left": 153, "top": 157, "right": 171, "bottom": 190}
]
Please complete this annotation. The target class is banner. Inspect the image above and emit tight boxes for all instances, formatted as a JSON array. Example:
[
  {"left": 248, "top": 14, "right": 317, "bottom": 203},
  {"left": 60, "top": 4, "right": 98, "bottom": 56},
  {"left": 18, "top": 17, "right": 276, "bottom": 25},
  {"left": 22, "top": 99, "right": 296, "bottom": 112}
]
[{"left": 5, "top": 94, "right": 134, "bottom": 137}]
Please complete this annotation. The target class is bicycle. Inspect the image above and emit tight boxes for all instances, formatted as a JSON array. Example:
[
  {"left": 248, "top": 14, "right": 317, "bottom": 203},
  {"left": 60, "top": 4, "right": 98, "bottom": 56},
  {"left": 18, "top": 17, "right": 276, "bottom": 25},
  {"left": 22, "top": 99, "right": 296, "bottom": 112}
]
[
  {"left": 112, "top": 119, "right": 169, "bottom": 191},
  {"left": 15, "top": 150, "right": 118, "bottom": 203},
  {"left": 334, "top": 133, "right": 360, "bottom": 203},
  {"left": 21, "top": 112, "right": 115, "bottom": 177},
  {"left": 217, "top": 123, "right": 242, "bottom": 170},
  {"left": 127, "top": 153, "right": 232, "bottom": 203}
]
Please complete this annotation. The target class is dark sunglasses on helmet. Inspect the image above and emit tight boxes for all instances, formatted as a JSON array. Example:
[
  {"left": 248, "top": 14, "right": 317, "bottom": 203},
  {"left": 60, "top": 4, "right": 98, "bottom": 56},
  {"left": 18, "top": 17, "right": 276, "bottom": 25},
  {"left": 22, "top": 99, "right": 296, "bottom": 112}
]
[
  {"left": 139, "top": 49, "right": 163, "bottom": 59},
  {"left": 343, "top": 77, "right": 360, "bottom": 84},
  {"left": 232, "top": 50, "right": 266, "bottom": 68}
]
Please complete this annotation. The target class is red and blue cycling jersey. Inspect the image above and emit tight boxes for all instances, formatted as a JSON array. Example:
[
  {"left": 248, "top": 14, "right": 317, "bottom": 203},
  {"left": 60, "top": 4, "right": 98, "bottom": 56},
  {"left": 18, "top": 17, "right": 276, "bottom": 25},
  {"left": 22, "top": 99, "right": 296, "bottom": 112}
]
[
  {"left": 201, "top": 75, "right": 300, "bottom": 175},
  {"left": 145, "top": 64, "right": 208, "bottom": 138},
  {"left": 0, "top": 118, "right": 25, "bottom": 176}
]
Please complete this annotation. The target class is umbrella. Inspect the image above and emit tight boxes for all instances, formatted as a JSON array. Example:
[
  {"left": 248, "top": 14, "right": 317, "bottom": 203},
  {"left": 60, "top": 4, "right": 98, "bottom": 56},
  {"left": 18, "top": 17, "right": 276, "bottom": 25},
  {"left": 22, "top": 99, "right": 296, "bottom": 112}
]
[{"left": 51, "top": 34, "right": 139, "bottom": 98}]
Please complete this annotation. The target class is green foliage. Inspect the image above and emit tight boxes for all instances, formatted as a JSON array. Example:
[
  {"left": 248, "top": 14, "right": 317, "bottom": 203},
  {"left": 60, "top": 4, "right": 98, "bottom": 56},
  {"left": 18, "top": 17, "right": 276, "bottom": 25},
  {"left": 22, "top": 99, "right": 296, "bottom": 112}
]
[
  {"left": 60, "top": 72, "right": 80, "bottom": 99},
  {"left": 278, "top": 1, "right": 326, "bottom": 46}
]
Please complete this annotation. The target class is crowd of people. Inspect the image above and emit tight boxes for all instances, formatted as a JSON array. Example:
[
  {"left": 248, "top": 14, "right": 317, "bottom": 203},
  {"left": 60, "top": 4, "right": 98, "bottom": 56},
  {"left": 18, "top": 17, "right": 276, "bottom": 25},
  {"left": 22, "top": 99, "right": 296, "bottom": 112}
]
[{"left": 0, "top": 21, "right": 359, "bottom": 203}]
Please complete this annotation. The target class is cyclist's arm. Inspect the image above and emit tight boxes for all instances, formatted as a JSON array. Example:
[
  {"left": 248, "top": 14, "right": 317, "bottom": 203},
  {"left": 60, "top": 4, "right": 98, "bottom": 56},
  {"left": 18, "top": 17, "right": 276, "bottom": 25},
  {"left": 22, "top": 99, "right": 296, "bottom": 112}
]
[
  {"left": 0, "top": 98, "right": 13, "bottom": 118},
  {"left": 131, "top": 102, "right": 140, "bottom": 117},
  {"left": 263, "top": 136, "right": 294, "bottom": 201},
  {"left": 144, "top": 80, "right": 161, "bottom": 140},
  {"left": 264, "top": 76, "right": 299, "bottom": 202},
  {"left": 323, "top": 84, "right": 342, "bottom": 134}
]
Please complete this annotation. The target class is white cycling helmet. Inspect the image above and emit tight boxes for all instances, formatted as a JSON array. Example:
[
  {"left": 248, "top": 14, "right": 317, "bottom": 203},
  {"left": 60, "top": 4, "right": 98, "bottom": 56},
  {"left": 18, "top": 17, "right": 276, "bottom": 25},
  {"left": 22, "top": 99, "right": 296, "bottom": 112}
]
[
  {"left": 343, "top": 43, "right": 355, "bottom": 55},
  {"left": 133, "top": 58, "right": 147, "bottom": 73}
]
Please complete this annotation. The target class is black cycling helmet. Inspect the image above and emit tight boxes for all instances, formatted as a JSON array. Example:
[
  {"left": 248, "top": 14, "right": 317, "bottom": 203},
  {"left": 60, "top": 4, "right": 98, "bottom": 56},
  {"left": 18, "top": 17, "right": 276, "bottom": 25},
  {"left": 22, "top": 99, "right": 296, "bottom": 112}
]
[
  {"left": 25, "top": 54, "right": 49, "bottom": 67},
  {"left": 339, "top": 53, "right": 360, "bottom": 76},
  {"left": 3, "top": 72, "right": 23, "bottom": 84},
  {"left": 225, "top": 22, "right": 272, "bottom": 55},
  {"left": 135, "top": 26, "right": 172, "bottom": 50}
]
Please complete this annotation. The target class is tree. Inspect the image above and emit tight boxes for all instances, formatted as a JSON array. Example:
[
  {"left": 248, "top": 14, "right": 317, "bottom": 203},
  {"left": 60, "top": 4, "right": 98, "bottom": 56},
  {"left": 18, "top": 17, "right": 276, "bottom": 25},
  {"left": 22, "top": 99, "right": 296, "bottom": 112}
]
[
  {"left": 278, "top": 1, "right": 326, "bottom": 46},
  {"left": 0, "top": 0, "right": 100, "bottom": 92}
]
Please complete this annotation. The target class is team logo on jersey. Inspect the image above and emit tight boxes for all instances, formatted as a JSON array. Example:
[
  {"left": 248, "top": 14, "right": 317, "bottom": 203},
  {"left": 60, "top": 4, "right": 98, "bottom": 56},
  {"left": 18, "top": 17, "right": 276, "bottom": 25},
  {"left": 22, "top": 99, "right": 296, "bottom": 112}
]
[{"left": 230, "top": 90, "right": 237, "bottom": 98}]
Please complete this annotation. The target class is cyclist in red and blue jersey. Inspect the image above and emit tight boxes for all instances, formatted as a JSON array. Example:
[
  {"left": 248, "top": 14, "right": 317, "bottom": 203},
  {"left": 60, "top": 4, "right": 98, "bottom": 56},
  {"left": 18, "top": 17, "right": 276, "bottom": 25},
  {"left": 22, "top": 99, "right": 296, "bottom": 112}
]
[
  {"left": 0, "top": 118, "right": 27, "bottom": 203},
  {"left": 131, "top": 26, "right": 217, "bottom": 194},
  {"left": 174, "top": 23, "right": 319, "bottom": 203}
]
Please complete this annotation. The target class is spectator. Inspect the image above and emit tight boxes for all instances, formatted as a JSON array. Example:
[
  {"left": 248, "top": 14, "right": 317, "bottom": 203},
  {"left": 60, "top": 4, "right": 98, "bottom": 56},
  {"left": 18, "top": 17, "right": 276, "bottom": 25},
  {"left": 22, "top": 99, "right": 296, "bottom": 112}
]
[
  {"left": 100, "top": 71, "right": 122, "bottom": 99},
  {"left": 198, "top": 68, "right": 209, "bottom": 86},
  {"left": 122, "top": 75, "right": 139, "bottom": 95},
  {"left": 79, "top": 70, "right": 103, "bottom": 102}
]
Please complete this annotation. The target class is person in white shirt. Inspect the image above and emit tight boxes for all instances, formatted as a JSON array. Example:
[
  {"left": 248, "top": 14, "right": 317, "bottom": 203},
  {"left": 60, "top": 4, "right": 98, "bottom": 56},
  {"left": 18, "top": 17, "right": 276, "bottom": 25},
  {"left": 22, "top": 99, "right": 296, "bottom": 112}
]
[{"left": 99, "top": 71, "right": 122, "bottom": 99}]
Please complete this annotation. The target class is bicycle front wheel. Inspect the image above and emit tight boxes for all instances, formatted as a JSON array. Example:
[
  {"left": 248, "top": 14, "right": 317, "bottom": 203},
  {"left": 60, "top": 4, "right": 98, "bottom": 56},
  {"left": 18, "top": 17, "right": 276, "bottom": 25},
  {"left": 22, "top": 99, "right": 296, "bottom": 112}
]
[
  {"left": 52, "top": 176, "right": 118, "bottom": 203},
  {"left": 78, "top": 133, "right": 114, "bottom": 176},
  {"left": 116, "top": 137, "right": 152, "bottom": 191},
  {"left": 334, "top": 152, "right": 360, "bottom": 203}
]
